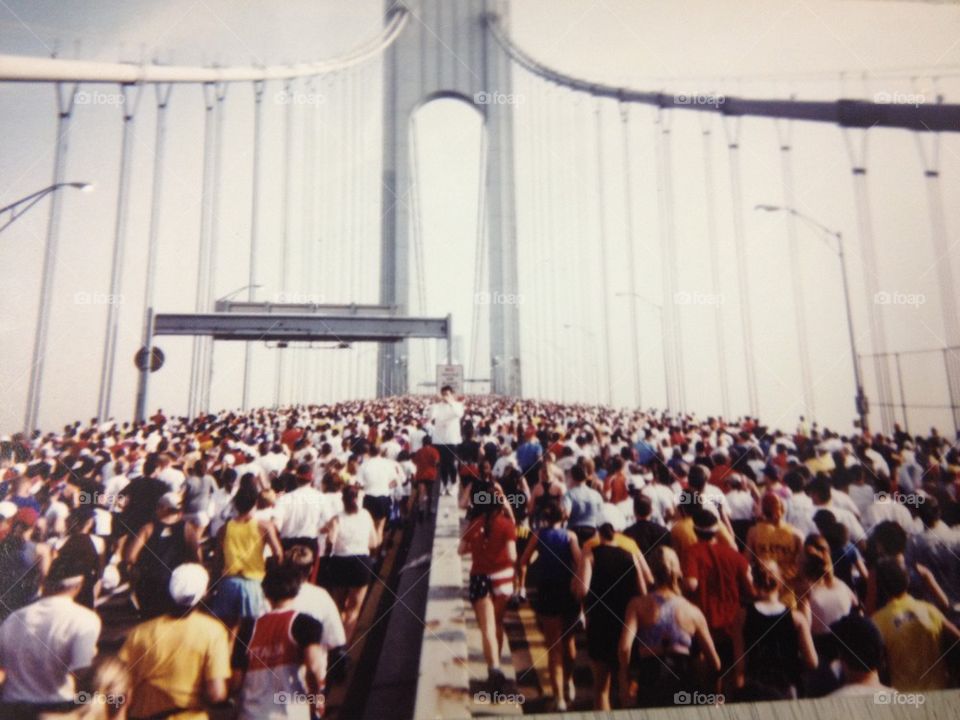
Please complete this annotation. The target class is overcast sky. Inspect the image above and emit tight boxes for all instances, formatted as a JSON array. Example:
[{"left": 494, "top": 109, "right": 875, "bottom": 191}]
[{"left": 2, "top": 0, "right": 960, "bottom": 436}]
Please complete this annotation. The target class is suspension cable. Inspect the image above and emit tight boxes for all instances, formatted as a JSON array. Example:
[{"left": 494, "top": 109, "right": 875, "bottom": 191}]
[
  {"left": 468, "top": 128, "right": 490, "bottom": 383},
  {"left": 593, "top": 99, "right": 614, "bottom": 406},
  {"left": 776, "top": 114, "right": 816, "bottom": 420},
  {"left": 0, "top": 9, "right": 409, "bottom": 84},
  {"left": 187, "top": 83, "right": 217, "bottom": 418},
  {"left": 698, "top": 111, "right": 730, "bottom": 419},
  {"left": 912, "top": 81, "right": 960, "bottom": 433},
  {"left": 200, "top": 82, "right": 228, "bottom": 414},
  {"left": 97, "top": 83, "right": 142, "bottom": 421},
  {"left": 723, "top": 115, "right": 758, "bottom": 419},
  {"left": 843, "top": 127, "right": 894, "bottom": 434},
  {"left": 619, "top": 101, "right": 642, "bottom": 408},
  {"left": 135, "top": 83, "right": 173, "bottom": 422}
]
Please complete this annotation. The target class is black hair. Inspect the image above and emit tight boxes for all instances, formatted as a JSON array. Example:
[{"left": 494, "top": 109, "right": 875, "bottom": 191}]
[
  {"left": 830, "top": 616, "right": 885, "bottom": 673},
  {"left": 261, "top": 563, "right": 303, "bottom": 603},
  {"left": 233, "top": 483, "right": 259, "bottom": 515},
  {"left": 634, "top": 493, "right": 653, "bottom": 519},
  {"left": 875, "top": 558, "right": 909, "bottom": 599},
  {"left": 342, "top": 484, "right": 360, "bottom": 514}
]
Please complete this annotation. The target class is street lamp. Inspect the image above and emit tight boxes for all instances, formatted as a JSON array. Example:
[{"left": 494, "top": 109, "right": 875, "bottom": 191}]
[
  {"left": 217, "top": 284, "right": 262, "bottom": 305},
  {"left": 21, "top": 181, "right": 95, "bottom": 435},
  {"left": 755, "top": 204, "right": 868, "bottom": 431},
  {"left": 0, "top": 182, "right": 93, "bottom": 234}
]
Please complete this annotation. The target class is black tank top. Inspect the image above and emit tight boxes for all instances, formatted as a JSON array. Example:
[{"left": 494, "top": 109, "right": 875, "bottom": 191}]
[
  {"left": 139, "top": 520, "right": 189, "bottom": 579},
  {"left": 743, "top": 603, "right": 800, "bottom": 690}
]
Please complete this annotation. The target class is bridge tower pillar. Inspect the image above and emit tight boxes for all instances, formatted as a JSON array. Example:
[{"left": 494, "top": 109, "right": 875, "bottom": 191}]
[{"left": 378, "top": 0, "right": 521, "bottom": 397}]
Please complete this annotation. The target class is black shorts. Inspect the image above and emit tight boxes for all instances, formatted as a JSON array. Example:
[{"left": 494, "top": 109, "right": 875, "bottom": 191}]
[
  {"left": 534, "top": 579, "right": 580, "bottom": 624},
  {"left": 363, "top": 494, "right": 391, "bottom": 521},
  {"left": 468, "top": 569, "right": 514, "bottom": 603},
  {"left": 325, "top": 555, "right": 373, "bottom": 588}
]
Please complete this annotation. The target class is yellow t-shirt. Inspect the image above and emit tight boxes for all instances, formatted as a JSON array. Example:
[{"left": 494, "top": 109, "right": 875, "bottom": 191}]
[
  {"left": 583, "top": 532, "right": 641, "bottom": 556},
  {"left": 749, "top": 521, "right": 803, "bottom": 583},
  {"left": 223, "top": 517, "right": 266, "bottom": 579},
  {"left": 119, "top": 610, "right": 231, "bottom": 719},
  {"left": 872, "top": 595, "right": 950, "bottom": 691}
]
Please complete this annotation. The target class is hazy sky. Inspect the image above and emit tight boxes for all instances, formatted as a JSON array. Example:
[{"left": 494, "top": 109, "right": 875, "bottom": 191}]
[{"left": 2, "top": 0, "right": 960, "bottom": 436}]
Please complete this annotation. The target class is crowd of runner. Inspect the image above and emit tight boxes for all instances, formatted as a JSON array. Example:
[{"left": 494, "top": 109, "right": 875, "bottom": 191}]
[{"left": 0, "top": 390, "right": 959, "bottom": 718}]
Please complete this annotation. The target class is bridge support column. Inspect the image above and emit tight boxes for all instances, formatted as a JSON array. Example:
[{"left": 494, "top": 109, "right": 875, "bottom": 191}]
[{"left": 377, "top": 0, "right": 521, "bottom": 398}]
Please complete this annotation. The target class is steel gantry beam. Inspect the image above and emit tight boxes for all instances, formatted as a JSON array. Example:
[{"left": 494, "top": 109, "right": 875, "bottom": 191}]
[
  {"left": 135, "top": 307, "right": 452, "bottom": 421},
  {"left": 153, "top": 312, "right": 451, "bottom": 343}
]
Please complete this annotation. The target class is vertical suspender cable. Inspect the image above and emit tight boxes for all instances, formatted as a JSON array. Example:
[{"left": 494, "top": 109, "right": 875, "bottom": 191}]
[
  {"left": 655, "top": 108, "right": 678, "bottom": 411},
  {"left": 201, "top": 82, "right": 227, "bottom": 414},
  {"left": 241, "top": 80, "right": 265, "bottom": 412},
  {"left": 347, "top": 70, "right": 359, "bottom": 401},
  {"left": 843, "top": 128, "right": 893, "bottom": 434},
  {"left": 594, "top": 100, "right": 614, "bottom": 406},
  {"left": 914, "top": 111, "right": 960, "bottom": 434},
  {"left": 135, "top": 83, "right": 173, "bottom": 423},
  {"left": 98, "top": 83, "right": 141, "bottom": 421},
  {"left": 409, "top": 105, "right": 427, "bottom": 385},
  {"left": 275, "top": 78, "right": 295, "bottom": 408},
  {"left": 545, "top": 86, "right": 564, "bottom": 402},
  {"left": 300, "top": 77, "right": 318, "bottom": 405},
  {"left": 699, "top": 113, "right": 730, "bottom": 419},
  {"left": 619, "top": 101, "right": 642, "bottom": 408},
  {"left": 468, "top": 130, "right": 490, "bottom": 384},
  {"left": 24, "top": 81, "right": 79, "bottom": 435},
  {"left": 663, "top": 111, "right": 685, "bottom": 413},
  {"left": 313, "top": 75, "right": 328, "bottom": 403},
  {"left": 723, "top": 116, "right": 759, "bottom": 419},
  {"left": 777, "top": 116, "right": 816, "bottom": 420},
  {"left": 529, "top": 75, "right": 545, "bottom": 398},
  {"left": 188, "top": 83, "right": 217, "bottom": 419},
  {"left": 574, "top": 95, "right": 599, "bottom": 404}
]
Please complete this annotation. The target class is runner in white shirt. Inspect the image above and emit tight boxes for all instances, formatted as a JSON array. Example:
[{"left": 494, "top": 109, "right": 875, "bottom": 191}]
[
  {"left": 357, "top": 446, "right": 402, "bottom": 535},
  {"left": 0, "top": 556, "right": 102, "bottom": 708},
  {"left": 427, "top": 385, "right": 464, "bottom": 495}
]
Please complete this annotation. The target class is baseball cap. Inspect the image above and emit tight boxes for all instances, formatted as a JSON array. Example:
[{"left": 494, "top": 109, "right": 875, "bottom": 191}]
[
  {"left": 0, "top": 501, "right": 17, "bottom": 520},
  {"left": 169, "top": 563, "right": 209, "bottom": 607}
]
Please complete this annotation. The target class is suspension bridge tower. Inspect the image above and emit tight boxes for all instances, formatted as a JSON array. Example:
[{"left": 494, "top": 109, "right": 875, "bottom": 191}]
[{"left": 378, "top": 0, "right": 521, "bottom": 397}]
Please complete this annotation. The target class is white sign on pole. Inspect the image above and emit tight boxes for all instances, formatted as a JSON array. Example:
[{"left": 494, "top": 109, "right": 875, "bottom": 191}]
[{"left": 436, "top": 364, "right": 464, "bottom": 394}]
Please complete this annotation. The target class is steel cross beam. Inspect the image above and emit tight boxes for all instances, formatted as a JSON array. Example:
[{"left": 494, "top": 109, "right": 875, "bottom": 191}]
[
  {"left": 134, "top": 307, "right": 452, "bottom": 421},
  {"left": 153, "top": 312, "right": 451, "bottom": 343}
]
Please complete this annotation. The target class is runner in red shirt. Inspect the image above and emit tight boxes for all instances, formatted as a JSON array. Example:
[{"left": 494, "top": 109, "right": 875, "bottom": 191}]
[
  {"left": 682, "top": 508, "right": 754, "bottom": 688},
  {"left": 412, "top": 435, "right": 441, "bottom": 519},
  {"left": 458, "top": 487, "right": 517, "bottom": 693}
]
